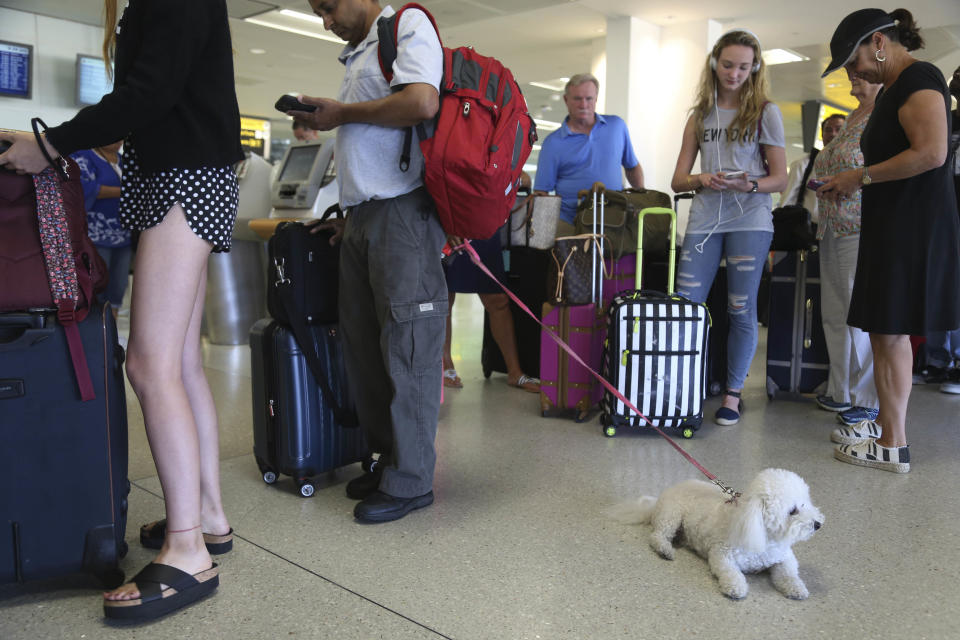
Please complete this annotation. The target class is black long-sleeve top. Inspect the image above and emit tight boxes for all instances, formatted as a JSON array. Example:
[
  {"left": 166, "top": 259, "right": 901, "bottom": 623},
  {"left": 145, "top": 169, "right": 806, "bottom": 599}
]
[{"left": 46, "top": 0, "right": 243, "bottom": 171}]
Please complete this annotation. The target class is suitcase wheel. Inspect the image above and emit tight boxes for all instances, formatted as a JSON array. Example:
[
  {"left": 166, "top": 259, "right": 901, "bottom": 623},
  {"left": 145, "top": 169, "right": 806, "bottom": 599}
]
[
  {"left": 262, "top": 470, "right": 278, "bottom": 485},
  {"left": 603, "top": 425, "right": 617, "bottom": 437},
  {"left": 297, "top": 479, "right": 316, "bottom": 498},
  {"left": 681, "top": 426, "right": 695, "bottom": 439}
]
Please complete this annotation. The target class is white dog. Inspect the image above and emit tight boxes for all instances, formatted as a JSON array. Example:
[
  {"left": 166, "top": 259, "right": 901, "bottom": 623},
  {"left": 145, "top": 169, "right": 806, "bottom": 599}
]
[{"left": 609, "top": 468, "right": 823, "bottom": 599}]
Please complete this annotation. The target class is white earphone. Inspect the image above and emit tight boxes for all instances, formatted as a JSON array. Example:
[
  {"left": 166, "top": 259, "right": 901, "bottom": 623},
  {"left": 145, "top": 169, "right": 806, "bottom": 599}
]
[
  {"left": 710, "top": 29, "right": 762, "bottom": 73},
  {"left": 696, "top": 29, "right": 760, "bottom": 254}
]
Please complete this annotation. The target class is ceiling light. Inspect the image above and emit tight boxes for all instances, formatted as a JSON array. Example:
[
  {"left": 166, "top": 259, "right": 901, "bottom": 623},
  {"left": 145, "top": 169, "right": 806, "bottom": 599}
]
[
  {"left": 245, "top": 10, "right": 345, "bottom": 44},
  {"left": 533, "top": 118, "right": 562, "bottom": 131},
  {"left": 529, "top": 78, "right": 569, "bottom": 92},
  {"left": 761, "top": 48, "right": 809, "bottom": 66},
  {"left": 792, "top": 143, "right": 805, "bottom": 149},
  {"left": 250, "top": 48, "right": 266, "bottom": 55},
  {"left": 279, "top": 9, "right": 325, "bottom": 25}
]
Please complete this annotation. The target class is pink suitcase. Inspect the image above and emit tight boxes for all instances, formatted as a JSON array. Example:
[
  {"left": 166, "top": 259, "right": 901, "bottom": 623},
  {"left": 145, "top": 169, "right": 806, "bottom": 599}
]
[
  {"left": 539, "top": 302, "right": 606, "bottom": 421},
  {"left": 539, "top": 182, "right": 607, "bottom": 422}
]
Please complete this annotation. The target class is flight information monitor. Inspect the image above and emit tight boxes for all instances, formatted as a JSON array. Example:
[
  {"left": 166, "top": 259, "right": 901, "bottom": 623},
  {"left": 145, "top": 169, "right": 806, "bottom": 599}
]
[
  {"left": 0, "top": 40, "right": 32, "bottom": 99},
  {"left": 76, "top": 54, "right": 113, "bottom": 106}
]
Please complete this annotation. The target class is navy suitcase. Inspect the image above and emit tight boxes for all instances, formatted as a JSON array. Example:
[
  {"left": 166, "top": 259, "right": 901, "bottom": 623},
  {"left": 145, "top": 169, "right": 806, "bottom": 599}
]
[
  {"left": 250, "top": 319, "right": 369, "bottom": 497},
  {"left": 765, "top": 249, "right": 829, "bottom": 398},
  {"left": 0, "top": 301, "right": 129, "bottom": 587}
]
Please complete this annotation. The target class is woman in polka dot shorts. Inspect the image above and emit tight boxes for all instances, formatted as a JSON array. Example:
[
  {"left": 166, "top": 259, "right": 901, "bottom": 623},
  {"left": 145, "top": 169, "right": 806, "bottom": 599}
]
[{"left": 1, "top": 0, "right": 244, "bottom": 622}]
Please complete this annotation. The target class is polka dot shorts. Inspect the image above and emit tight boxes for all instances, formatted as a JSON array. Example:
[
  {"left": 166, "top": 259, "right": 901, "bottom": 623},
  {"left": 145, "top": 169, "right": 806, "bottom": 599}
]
[{"left": 119, "top": 143, "right": 239, "bottom": 253}]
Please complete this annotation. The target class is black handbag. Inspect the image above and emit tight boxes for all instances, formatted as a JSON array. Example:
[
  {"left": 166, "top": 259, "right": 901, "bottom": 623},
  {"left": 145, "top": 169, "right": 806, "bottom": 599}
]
[
  {"left": 266, "top": 204, "right": 357, "bottom": 428},
  {"left": 267, "top": 204, "right": 341, "bottom": 325},
  {"left": 771, "top": 149, "right": 818, "bottom": 251}
]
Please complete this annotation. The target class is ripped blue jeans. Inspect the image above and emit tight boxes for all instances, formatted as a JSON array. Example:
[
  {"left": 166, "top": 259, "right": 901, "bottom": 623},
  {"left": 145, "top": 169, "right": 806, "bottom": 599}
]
[{"left": 675, "top": 230, "right": 773, "bottom": 390}]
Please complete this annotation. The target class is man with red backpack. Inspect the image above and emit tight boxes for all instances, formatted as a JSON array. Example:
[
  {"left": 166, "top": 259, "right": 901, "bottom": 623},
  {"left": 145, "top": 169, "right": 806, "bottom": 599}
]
[{"left": 290, "top": 0, "right": 446, "bottom": 523}]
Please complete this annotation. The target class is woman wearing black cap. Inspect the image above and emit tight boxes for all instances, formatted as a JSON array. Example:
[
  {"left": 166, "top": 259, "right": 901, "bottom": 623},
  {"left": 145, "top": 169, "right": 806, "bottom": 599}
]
[{"left": 817, "top": 8, "right": 960, "bottom": 473}]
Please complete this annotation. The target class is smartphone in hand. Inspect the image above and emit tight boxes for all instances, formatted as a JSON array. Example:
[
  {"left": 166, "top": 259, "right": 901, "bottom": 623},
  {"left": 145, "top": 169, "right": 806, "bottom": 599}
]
[
  {"left": 807, "top": 179, "right": 826, "bottom": 190},
  {"left": 722, "top": 170, "right": 745, "bottom": 179},
  {"left": 274, "top": 95, "right": 317, "bottom": 113}
]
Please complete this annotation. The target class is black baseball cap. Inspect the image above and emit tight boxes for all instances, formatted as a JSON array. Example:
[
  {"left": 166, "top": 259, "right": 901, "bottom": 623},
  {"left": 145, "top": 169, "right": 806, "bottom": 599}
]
[{"left": 821, "top": 8, "right": 896, "bottom": 78}]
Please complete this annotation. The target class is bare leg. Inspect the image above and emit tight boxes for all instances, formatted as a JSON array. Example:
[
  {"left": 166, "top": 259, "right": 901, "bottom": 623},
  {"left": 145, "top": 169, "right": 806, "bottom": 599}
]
[
  {"left": 442, "top": 291, "right": 461, "bottom": 387},
  {"left": 104, "top": 206, "right": 217, "bottom": 600},
  {"left": 479, "top": 293, "right": 519, "bottom": 379},
  {"left": 181, "top": 268, "right": 230, "bottom": 536},
  {"left": 870, "top": 333, "right": 911, "bottom": 447},
  {"left": 721, "top": 388, "right": 742, "bottom": 412}
]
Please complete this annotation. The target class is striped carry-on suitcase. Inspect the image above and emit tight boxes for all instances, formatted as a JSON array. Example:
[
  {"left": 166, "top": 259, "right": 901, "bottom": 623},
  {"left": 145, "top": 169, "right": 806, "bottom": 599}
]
[{"left": 600, "top": 207, "right": 710, "bottom": 439}]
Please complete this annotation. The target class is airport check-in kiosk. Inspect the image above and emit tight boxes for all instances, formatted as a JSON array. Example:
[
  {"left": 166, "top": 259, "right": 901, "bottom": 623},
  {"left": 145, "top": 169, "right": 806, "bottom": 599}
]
[{"left": 269, "top": 139, "right": 337, "bottom": 217}]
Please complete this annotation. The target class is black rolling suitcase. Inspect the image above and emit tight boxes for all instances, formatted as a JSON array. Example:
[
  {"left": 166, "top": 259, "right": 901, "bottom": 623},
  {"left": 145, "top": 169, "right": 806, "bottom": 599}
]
[
  {"left": 480, "top": 246, "right": 551, "bottom": 378},
  {"left": 765, "top": 249, "right": 829, "bottom": 398},
  {"left": 250, "top": 319, "right": 369, "bottom": 497},
  {"left": 1, "top": 300, "right": 129, "bottom": 587}
]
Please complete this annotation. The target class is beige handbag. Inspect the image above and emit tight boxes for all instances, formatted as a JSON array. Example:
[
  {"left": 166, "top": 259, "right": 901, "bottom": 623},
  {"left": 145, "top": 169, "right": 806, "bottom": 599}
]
[{"left": 503, "top": 194, "right": 561, "bottom": 250}]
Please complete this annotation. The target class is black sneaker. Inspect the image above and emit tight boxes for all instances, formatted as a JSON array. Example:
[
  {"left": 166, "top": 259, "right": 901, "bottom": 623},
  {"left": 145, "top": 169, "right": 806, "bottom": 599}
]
[
  {"left": 941, "top": 367, "right": 960, "bottom": 395},
  {"left": 922, "top": 365, "right": 949, "bottom": 384},
  {"left": 346, "top": 469, "right": 383, "bottom": 500},
  {"left": 354, "top": 491, "right": 434, "bottom": 523}
]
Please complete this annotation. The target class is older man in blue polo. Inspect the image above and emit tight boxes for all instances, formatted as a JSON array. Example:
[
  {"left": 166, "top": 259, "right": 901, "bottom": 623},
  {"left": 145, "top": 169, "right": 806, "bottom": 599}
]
[{"left": 533, "top": 73, "right": 645, "bottom": 236}]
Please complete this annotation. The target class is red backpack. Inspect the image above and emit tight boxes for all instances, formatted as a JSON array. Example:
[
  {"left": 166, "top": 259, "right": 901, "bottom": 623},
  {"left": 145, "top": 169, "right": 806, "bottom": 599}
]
[{"left": 377, "top": 3, "right": 537, "bottom": 240}]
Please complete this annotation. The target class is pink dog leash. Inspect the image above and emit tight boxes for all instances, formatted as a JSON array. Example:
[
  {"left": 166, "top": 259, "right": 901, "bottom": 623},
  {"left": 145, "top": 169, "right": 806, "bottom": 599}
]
[{"left": 456, "top": 242, "right": 741, "bottom": 499}]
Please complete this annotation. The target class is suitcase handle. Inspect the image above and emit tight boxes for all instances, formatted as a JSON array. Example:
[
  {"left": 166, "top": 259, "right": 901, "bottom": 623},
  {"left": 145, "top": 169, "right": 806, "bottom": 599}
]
[
  {"left": 635, "top": 207, "right": 677, "bottom": 294},
  {"left": 0, "top": 325, "right": 55, "bottom": 352}
]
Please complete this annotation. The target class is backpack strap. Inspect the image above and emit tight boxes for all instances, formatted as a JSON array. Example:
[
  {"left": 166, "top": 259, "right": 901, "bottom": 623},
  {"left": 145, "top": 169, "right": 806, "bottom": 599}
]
[
  {"left": 376, "top": 3, "right": 442, "bottom": 83},
  {"left": 376, "top": 3, "right": 442, "bottom": 172}
]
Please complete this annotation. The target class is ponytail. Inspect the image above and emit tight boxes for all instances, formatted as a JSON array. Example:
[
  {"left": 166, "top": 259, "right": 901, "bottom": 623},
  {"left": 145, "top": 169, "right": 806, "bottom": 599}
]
[{"left": 884, "top": 8, "right": 925, "bottom": 51}]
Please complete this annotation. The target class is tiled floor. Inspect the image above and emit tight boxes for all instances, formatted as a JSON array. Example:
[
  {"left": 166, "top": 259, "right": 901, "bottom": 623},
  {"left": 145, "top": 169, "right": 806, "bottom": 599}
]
[{"left": 2, "top": 294, "right": 959, "bottom": 640}]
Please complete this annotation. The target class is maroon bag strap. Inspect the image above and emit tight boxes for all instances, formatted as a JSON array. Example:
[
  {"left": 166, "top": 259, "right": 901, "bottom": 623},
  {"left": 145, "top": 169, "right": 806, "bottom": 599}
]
[{"left": 31, "top": 118, "right": 95, "bottom": 402}]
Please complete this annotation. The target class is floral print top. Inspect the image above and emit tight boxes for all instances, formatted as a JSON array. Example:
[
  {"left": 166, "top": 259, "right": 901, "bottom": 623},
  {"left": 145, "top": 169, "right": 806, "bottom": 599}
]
[{"left": 812, "top": 113, "right": 870, "bottom": 239}]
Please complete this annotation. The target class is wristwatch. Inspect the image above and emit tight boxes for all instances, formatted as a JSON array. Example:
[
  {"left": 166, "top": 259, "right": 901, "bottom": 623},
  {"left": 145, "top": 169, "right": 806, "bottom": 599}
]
[
  {"left": 749, "top": 180, "right": 759, "bottom": 193},
  {"left": 861, "top": 166, "right": 872, "bottom": 186}
]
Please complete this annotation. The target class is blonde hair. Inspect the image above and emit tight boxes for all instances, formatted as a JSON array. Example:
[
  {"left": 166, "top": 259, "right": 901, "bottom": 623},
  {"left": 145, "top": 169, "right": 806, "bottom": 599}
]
[
  {"left": 690, "top": 30, "right": 771, "bottom": 143},
  {"left": 102, "top": 0, "right": 118, "bottom": 78}
]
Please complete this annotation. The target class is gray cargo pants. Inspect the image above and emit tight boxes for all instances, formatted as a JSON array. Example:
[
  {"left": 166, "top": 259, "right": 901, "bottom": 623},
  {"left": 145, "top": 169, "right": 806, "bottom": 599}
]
[{"left": 339, "top": 188, "right": 448, "bottom": 498}]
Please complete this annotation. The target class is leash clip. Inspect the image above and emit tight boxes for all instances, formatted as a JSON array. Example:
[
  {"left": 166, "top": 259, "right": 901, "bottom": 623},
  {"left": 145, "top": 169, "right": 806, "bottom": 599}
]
[{"left": 713, "top": 478, "right": 741, "bottom": 502}]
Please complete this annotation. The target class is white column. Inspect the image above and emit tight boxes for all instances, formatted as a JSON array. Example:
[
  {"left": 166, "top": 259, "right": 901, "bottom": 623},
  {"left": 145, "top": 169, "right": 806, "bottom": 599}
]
[{"left": 603, "top": 17, "right": 723, "bottom": 233}]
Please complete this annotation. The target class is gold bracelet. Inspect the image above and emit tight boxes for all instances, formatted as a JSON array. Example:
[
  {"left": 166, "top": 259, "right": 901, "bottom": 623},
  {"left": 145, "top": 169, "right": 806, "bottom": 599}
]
[{"left": 686, "top": 175, "right": 695, "bottom": 191}]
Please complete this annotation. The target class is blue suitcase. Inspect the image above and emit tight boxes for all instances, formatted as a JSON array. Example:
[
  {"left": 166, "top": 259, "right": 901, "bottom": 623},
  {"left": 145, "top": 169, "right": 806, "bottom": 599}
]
[
  {"left": 765, "top": 249, "right": 829, "bottom": 398},
  {"left": 250, "top": 319, "right": 370, "bottom": 498},
  {"left": 0, "top": 301, "right": 129, "bottom": 587}
]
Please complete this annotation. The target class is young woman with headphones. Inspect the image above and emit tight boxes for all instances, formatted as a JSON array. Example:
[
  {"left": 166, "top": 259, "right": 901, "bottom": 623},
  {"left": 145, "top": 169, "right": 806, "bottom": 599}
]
[{"left": 670, "top": 29, "right": 788, "bottom": 426}]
